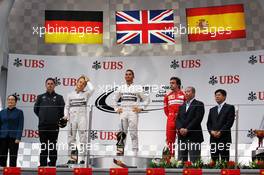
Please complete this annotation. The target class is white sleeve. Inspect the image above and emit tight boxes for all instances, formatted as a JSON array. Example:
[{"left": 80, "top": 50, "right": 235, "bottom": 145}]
[
  {"left": 64, "top": 94, "right": 70, "bottom": 117},
  {"left": 113, "top": 87, "right": 121, "bottom": 112},
  {"left": 86, "top": 81, "right": 95, "bottom": 97},
  {"left": 138, "top": 91, "right": 150, "bottom": 110},
  {"left": 0, "top": 97, "right": 2, "bottom": 111}
]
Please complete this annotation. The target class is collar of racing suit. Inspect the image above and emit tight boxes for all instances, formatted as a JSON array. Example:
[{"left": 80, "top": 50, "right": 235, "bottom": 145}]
[
  {"left": 75, "top": 90, "right": 85, "bottom": 94},
  {"left": 45, "top": 91, "right": 56, "bottom": 97}
]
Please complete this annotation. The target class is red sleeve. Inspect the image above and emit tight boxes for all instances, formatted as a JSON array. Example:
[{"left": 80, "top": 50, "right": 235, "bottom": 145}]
[
  {"left": 181, "top": 90, "right": 187, "bottom": 103},
  {"left": 183, "top": 92, "right": 187, "bottom": 103},
  {"left": 163, "top": 94, "right": 169, "bottom": 117}
]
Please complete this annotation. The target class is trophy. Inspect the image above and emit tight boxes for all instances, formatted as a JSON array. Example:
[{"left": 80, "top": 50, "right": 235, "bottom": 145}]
[
  {"left": 247, "top": 129, "right": 264, "bottom": 150},
  {"left": 70, "top": 148, "right": 78, "bottom": 164},
  {"left": 116, "top": 131, "right": 126, "bottom": 156},
  {"left": 255, "top": 130, "right": 264, "bottom": 149},
  {"left": 248, "top": 129, "right": 264, "bottom": 161},
  {"left": 116, "top": 120, "right": 126, "bottom": 156}
]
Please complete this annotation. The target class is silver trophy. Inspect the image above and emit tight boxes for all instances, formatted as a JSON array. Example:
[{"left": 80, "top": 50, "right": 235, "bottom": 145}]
[{"left": 116, "top": 119, "right": 126, "bottom": 156}]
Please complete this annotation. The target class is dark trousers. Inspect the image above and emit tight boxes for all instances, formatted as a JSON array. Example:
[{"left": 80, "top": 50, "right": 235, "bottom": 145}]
[
  {"left": 178, "top": 139, "right": 201, "bottom": 162},
  {"left": 39, "top": 128, "right": 59, "bottom": 166},
  {"left": 210, "top": 142, "right": 230, "bottom": 162},
  {"left": 0, "top": 137, "right": 19, "bottom": 167}
]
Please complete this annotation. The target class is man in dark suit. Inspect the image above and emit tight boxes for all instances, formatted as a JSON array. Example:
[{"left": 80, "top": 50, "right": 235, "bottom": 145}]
[
  {"left": 207, "top": 89, "right": 235, "bottom": 162},
  {"left": 34, "top": 78, "right": 65, "bottom": 167},
  {"left": 176, "top": 86, "right": 205, "bottom": 162}
]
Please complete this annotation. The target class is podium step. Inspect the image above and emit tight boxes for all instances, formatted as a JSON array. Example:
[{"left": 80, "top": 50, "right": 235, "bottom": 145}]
[{"left": 90, "top": 156, "right": 153, "bottom": 168}]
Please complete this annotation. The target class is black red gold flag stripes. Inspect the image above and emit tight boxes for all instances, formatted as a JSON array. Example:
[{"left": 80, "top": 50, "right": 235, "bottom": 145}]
[{"left": 45, "top": 10, "right": 103, "bottom": 44}]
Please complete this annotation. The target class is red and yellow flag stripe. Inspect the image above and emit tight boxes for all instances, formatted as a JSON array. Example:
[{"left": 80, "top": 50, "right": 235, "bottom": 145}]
[{"left": 186, "top": 4, "right": 246, "bottom": 42}]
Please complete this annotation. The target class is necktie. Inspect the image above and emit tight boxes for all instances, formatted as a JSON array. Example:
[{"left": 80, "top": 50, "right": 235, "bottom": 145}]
[
  {"left": 186, "top": 102, "right": 190, "bottom": 112},
  {"left": 217, "top": 104, "right": 221, "bottom": 114}
]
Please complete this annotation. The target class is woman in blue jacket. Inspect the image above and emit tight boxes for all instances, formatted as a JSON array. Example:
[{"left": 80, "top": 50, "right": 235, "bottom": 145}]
[{"left": 0, "top": 94, "right": 24, "bottom": 167}]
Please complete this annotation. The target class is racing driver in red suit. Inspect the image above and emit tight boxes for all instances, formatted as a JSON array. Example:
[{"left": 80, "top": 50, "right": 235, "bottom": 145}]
[{"left": 164, "top": 77, "right": 186, "bottom": 156}]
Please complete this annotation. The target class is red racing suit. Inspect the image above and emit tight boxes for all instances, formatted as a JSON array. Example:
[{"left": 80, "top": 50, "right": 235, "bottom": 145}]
[{"left": 163, "top": 90, "right": 186, "bottom": 156}]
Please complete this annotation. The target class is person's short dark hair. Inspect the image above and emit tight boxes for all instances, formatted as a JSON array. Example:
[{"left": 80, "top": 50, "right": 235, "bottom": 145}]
[
  {"left": 215, "top": 89, "right": 227, "bottom": 97},
  {"left": 126, "top": 69, "right": 134, "bottom": 77},
  {"left": 45, "top": 77, "right": 55, "bottom": 84},
  {"left": 8, "top": 94, "right": 18, "bottom": 102},
  {"left": 187, "top": 86, "right": 196, "bottom": 94},
  {"left": 170, "top": 77, "right": 181, "bottom": 89}
]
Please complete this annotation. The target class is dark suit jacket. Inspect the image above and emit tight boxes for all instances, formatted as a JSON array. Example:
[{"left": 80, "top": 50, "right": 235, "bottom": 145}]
[
  {"left": 34, "top": 92, "right": 65, "bottom": 129},
  {"left": 176, "top": 99, "right": 205, "bottom": 143},
  {"left": 0, "top": 108, "right": 24, "bottom": 140},
  {"left": 207, "top": 103, "right": 235, "bottom": 143}
]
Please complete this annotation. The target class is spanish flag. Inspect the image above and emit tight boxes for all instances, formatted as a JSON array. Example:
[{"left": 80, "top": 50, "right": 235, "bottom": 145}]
[
  {"left": 45, "top": 10, "right": 103, "bottom": 44},
  {"left": 186, "top": 4, "right": 246, "bottom": 42}
]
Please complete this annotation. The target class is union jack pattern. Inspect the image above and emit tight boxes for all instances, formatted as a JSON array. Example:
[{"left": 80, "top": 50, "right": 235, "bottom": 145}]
[{"left": 116, "top": 9, "right": 175, "bottom": 44}]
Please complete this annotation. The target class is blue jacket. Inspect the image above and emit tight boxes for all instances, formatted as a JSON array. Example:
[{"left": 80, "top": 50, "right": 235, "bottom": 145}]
[{"left": 0, "top": 107, "right": 24, "bottom": 140}]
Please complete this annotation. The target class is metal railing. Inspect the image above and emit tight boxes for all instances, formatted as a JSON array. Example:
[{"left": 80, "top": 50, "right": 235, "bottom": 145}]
[{"left": 0, "top": 104, "right": 263, "bottom": 167}]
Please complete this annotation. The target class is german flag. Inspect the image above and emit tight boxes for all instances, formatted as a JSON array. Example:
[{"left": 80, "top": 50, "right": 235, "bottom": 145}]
[
  {"left": 45, "top": 10, "right": 103, "bottom": 44},
  {"left": 186, "top": 4, "right": 246, "bottom": 42}
]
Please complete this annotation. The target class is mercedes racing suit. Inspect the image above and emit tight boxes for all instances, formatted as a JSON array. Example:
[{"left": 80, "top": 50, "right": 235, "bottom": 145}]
[
  {"left": 64, "top": 82, "right": 94, "bottom": 162},
  {"left": 0, "top": 96, "right": 2, "bottom": 111},
  {"left": 164, "top": 90, "right": 185, "bottom": 156},
  {"left": 113, "top": 83, "right": 150, "bottom": 153}
]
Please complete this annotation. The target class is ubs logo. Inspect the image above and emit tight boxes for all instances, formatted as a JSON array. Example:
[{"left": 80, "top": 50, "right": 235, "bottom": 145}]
[
  {"left": 92, "top": 61, "right": 123, "bottom": 70},
  {"left": 90, "top": 130, "right": 118, "bottom": 141},
  {"left": 248, "top": 91, "right": 264, "bottom": 101},
  {"left": 209, "top": 75, "right": 240, "bottom": 85},
  {"left": 13, "top": 58, "right": 45, "bottom": 69},
  {"left": 12, "top": 93, "right": 37, "bottom": 103},
  {"left": 248, "top": 55, "right": 264, "bottom": 65},
  {"left": 170, "top": 59, "right": 201, "bottom": 69},
  {"left": 53, "top": 77, "right": 77, "bottom": 87}
]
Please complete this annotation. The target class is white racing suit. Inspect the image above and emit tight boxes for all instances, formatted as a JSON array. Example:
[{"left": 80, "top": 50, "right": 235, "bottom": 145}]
[
  {"left": 0, "top": 96, "right": 2, "bottom": 111},
  {"left": 113, "top": 83, "right": 150, "bottom": 153},
  {"left": 64, "top": 82, "right": 94, "bottom": 162}
]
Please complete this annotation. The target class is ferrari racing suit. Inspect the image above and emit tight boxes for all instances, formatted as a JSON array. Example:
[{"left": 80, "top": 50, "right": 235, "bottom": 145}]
[{"left": 164, "top": 90, "right": 185, "bottom": 156}]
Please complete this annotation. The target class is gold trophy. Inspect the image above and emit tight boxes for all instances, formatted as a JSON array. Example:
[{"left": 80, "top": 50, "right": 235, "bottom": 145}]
[
  {"left": 255, "top": 130, "right": 264, "bottom": 150},
  {"left": 248, "top": 129, "right": 264, "bottom": 161}
]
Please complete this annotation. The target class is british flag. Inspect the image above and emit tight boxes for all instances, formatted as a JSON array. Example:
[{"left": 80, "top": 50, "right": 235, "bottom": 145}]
[{"left": 116, "top": 9, "right": 175, "bottom": 44}]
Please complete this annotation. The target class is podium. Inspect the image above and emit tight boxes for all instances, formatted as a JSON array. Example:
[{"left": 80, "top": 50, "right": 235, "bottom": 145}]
[
  {"left": 91, "top": 156, "right": 153, "bottom": 168},
  {"left": 252, "top": 149, "right": 264, "bottom": 161}
]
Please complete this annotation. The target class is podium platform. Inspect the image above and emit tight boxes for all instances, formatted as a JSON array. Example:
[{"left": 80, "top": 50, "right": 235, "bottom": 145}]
[
  {"left": 252, "top": 148, "right": 264, "bottom": 161},
  {"left": 0, "top": 168, "right": 263, "bottom": 175},
  {"left": 90, "top": 156, "right": 153, "bottom": 168}
]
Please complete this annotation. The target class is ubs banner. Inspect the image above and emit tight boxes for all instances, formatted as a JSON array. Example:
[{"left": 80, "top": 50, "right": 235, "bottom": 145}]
[{"left": 7, "top": 50, "right": 264, "bottom": 162}]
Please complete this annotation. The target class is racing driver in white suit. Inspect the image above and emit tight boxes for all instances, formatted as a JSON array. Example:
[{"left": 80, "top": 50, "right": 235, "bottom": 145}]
[
  {"left": 64, "top": 75, "right": 94, "bottom": 164},
  {"left": 113, "top": 69, "right": 150, "bottom": 155}
]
